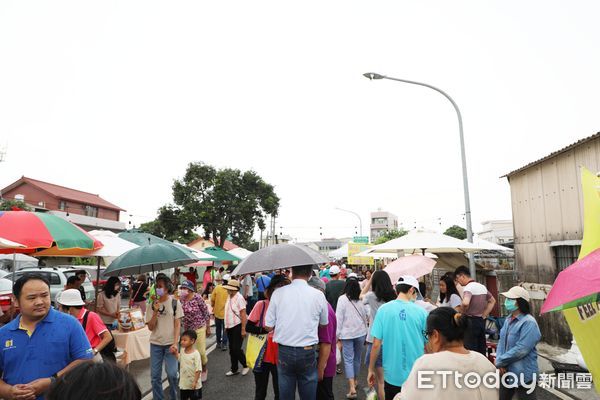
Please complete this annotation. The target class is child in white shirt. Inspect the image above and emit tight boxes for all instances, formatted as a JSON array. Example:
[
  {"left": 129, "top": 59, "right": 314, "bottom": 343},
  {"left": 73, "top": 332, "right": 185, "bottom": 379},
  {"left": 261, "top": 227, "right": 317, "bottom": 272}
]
[{"left": 174, "top": 330, "right": 202, "bottom": 400}]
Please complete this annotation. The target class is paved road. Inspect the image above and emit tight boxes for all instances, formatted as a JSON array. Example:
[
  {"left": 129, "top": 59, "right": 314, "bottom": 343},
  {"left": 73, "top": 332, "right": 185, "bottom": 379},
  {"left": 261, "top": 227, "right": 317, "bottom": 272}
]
[{"left": 149, "top": 342, "right": 564, "bottom": 400}]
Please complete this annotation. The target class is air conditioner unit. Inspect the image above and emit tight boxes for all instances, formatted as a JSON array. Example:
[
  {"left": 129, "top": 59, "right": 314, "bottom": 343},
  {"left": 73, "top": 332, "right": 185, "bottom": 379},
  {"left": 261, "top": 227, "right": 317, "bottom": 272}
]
[
  {"left": 14, "top": 194, "right": 25, "bottom": 201},
  {"left": 38, "top": 201, "right": 45, "bottom": 207}
]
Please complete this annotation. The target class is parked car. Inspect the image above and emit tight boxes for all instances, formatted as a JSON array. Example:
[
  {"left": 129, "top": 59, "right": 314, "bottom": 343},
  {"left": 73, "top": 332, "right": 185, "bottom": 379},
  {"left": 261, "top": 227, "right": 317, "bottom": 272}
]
[
  {"left": 0, "top": 278, "right": 14, "bottom": 315},
  {"left": 4, "top": 267, "right": 95, "bottom": 306},
  {"left": 54, "top": 265, "right": 107, "bottom": 289}
]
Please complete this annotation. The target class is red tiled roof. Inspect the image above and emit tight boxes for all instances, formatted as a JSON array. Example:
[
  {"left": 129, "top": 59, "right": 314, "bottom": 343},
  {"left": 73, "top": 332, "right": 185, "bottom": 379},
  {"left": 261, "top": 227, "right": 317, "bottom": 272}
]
[
  {"left": 2, "top": 176, "right": 126, "bottom": 211},
  {"left": 188, "top": 237, "right": 239, "bottom": 251}
]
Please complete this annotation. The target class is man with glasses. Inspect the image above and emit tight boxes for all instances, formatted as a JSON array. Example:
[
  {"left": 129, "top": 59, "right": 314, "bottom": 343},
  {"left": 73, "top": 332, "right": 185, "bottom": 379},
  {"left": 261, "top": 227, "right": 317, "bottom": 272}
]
[{"left": 367, "top": 276, "right": 428, "bottom": 400}]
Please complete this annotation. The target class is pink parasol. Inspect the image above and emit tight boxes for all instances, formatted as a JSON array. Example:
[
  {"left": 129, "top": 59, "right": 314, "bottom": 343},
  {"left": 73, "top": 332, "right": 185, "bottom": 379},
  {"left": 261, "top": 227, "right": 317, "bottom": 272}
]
[{"left": 383, "top": 254, "right": 437, "bottom": 284}]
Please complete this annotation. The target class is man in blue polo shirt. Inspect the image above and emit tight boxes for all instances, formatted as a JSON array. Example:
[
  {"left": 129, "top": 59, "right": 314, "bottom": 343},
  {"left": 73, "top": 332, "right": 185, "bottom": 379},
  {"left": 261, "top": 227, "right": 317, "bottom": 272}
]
[{"left": 0, "top": 274, "right": 93, "bottom": 400}]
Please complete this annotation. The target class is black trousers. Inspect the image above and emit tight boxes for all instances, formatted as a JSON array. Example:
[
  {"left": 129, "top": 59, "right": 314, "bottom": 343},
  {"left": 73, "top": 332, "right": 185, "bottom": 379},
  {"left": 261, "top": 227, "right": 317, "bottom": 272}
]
[
  {"left": 254, "top": 362, "right": 279, "bottom": 400},
  {"left": 226, "top": 324, "right": 247, "bottom": 373},
  {"left": 499, "top": 384, "right": 537, "bottom": 400},
  {"left": 316, "top": 377, "right": 334, "bottom": 400},
  {"left": 464, "top": 316, "right": 487, "bottom": 355},
  {"left": 180, "top": 388, "right": 202, "bottom": 400},
  {"left": 384, "top": 381, "right": 401, "bottom": 400}
]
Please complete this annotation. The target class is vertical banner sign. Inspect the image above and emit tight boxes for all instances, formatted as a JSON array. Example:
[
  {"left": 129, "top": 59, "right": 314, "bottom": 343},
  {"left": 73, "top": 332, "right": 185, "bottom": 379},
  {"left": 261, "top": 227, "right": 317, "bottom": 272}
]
[{"left": 565, "top": 167, "right": 600, "bottom": 393}]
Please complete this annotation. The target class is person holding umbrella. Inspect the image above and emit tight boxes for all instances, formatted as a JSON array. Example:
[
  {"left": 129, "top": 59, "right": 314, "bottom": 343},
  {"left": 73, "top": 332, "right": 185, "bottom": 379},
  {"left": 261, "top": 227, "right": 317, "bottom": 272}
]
[{"left": 496, "top": 286, "right": 541, "bottom": 400}]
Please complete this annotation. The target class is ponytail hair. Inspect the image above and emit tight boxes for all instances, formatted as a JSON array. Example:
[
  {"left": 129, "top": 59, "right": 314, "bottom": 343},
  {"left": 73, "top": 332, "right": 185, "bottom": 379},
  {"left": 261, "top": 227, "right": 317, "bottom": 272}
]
[{"left": 426, "top": 307, "right": 467, "bottom": 343}]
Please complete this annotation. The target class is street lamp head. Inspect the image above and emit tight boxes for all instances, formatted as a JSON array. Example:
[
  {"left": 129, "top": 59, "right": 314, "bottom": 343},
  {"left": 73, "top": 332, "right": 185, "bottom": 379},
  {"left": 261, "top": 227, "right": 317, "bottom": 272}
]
[{"left": 363, "top": 72, "right": 386, "bottom": 80}]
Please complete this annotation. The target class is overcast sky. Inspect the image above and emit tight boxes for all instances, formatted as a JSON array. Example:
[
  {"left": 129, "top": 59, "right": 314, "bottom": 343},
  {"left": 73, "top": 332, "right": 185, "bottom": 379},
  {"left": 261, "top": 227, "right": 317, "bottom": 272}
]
[{"left": 1, "top": 1, "right": 599, "bottom": 242}]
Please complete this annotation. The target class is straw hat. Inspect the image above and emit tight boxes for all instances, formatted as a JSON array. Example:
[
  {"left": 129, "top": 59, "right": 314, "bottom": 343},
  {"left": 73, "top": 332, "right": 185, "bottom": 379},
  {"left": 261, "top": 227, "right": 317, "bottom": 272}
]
[{"left": 222, "top": 279, "right": 241, "bottom": 291}]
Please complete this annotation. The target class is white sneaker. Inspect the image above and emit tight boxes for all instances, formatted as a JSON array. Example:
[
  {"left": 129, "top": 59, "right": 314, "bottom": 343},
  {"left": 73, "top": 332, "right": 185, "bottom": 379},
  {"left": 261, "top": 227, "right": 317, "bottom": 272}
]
[
  {"left": 241, "top": 367, "right": 250, "bottom": 376},
  {"left": 225, "top": 371, "right": 239, "bottom": 376}
]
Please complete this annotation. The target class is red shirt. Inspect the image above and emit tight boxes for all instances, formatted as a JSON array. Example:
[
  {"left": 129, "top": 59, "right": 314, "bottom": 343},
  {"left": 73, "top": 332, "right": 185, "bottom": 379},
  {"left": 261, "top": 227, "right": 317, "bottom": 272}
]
[
  {"left": 183, "top": 272, "right": 197, "bottom": 288},
  {"left": 77, "top": 308, "right": 107, "bottom": 348}
]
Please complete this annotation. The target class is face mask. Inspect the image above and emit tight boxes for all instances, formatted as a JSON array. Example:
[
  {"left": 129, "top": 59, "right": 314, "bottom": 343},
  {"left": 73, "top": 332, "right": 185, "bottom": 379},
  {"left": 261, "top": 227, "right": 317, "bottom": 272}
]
[
  {"left": 180, "top": 289, "right": 189, "bottom": 297},
  {"left": 409, "top": 290, "right": 417, "bottom": 303},
  {"left": 504, "top": 298, "right": 518, "bottom": 312},
  {"left": 156, "top": 288, "right": 165, "bottom": 297}
]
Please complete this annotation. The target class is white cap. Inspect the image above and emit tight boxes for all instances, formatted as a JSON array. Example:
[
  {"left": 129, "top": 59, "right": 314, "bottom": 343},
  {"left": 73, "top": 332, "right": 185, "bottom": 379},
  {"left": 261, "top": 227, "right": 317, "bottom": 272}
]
[
  {"left": 222, "top": 274, "right": 231, "bottom": 281},
  {"left": 57, "top": 289, "right": 85, "bottom": 307},
  {"left": 396, "top": 275, "right": 421, "bottom": 295},
  {"left": 329, "top": 265, "right": 341, "bottom": 275},
  {"left": 347, "top": 273, "right": 358, "bottom": 279},
  {"left": 501, "top": 286, "right": 530, "bottom": 302}
]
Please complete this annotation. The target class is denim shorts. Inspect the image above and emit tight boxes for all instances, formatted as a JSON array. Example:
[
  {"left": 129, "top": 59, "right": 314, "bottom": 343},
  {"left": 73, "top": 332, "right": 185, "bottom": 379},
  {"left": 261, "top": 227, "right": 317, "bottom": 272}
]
[{"left": 365, "top": 342, "right": 383, "bottom": 368}]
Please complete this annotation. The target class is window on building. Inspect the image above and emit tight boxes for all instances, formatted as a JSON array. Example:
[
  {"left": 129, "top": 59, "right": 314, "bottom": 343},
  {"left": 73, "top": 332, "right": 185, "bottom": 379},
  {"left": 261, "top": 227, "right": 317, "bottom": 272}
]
[
  {"left": 58, "top": 200, "right": 66, "bottom": 211},
  {"left": 84, "top": 205, "right": 98, "bottom": 217},
  {"left": 372, "top": 217, "right": 388, "bottom": 225},
  {"left": 553, "top": 245, "right": 581, "bottom": 276}
]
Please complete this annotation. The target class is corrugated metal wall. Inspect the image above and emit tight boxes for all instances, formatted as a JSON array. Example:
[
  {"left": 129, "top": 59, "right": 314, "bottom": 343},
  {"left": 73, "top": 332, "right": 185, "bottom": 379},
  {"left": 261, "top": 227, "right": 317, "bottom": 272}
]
[{"left": 508, "top": 138, "right": 600, "bottom": 346}]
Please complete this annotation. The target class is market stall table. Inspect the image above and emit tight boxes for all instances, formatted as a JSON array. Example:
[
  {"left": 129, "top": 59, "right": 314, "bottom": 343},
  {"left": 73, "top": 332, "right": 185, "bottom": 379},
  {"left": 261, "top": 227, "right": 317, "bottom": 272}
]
[{"left": 112, "top": 326, "right": 151, "bottom": 366}]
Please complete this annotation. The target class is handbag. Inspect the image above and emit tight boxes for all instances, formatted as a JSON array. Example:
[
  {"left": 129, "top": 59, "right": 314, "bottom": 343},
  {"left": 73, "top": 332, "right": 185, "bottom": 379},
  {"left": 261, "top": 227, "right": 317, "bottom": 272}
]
[{"left": 246, "top": 301, "right": 267, "bottom": 369}]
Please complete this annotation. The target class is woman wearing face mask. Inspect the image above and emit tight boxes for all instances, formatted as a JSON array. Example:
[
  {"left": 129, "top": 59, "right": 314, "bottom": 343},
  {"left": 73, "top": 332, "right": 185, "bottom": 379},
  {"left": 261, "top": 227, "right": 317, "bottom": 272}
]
[
  {"left": 400, "top": 307, "right": 498, "bottom": 399},
  {"left": 97, "top": 276, "right": 122, "bottom": 330},
  {"left": 496, "top": 286, "right": 541, "bottom": 400},
  {"left": 180, "top": 279, "right": 211, "bottom": 382}
]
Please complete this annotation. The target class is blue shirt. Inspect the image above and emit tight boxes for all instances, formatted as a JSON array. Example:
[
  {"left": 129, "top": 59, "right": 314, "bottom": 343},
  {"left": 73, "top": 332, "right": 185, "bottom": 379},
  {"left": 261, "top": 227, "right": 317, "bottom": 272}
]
[
  {"left": 371, "top": 299, "right": 428, "bottom": 387},
  {"left": 266, "top": 279, "right": 329, "bottom": 347},
  {"left": 496, "top": 313, "right": 541, "bottom": 384},
  {"left": 0, "top": 309, "right": 93, "bottom": 399},
  {"left": 256, "top": 275, "right": 271, "bottom": 293}
]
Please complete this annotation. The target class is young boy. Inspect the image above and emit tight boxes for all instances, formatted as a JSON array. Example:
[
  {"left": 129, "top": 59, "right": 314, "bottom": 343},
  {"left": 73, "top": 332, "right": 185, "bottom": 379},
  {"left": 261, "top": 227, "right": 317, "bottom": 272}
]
[{"left": 173, "top": 330, "right": 203, "bottom": 400}]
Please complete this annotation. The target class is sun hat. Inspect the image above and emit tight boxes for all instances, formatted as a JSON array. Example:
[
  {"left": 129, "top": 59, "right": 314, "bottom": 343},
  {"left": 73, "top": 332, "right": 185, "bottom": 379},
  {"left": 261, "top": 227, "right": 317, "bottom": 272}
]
[
  {"left": 57, "top": 289, "right": 85, "bottom": 307},
  {"left": 329, "top": 265, "right": 341, "bottom": 275},
  {"left": 180, "top": 280, "right": 195, "bottom": 292},
  {"left": 501, "top": 286, "right": 530, "bottom": 302},
  {"left": 222, "top": 279, "right": 241, "bottom": 291}
]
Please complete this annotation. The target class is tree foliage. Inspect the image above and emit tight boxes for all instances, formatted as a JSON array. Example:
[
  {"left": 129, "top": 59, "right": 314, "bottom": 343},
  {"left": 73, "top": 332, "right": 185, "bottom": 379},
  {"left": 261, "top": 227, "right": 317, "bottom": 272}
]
[
  {"left": 139, "top": 205, "right": 199, "bottom": 244},
  {"left": 142, "top": 163, "right": 280, "bottom": 249},
  {"left": 0, "top": 199, "right": 31, "bottom": 211},
  {"left": 374, "top": 228, "right": 408, "bottom": 245},
  {"left": 444, "top": 225, "right": 467, "bottom": 240}
]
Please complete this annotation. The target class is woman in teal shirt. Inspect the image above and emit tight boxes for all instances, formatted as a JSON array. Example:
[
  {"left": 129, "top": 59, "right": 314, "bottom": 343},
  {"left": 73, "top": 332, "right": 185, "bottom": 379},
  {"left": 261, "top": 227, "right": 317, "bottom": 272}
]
[{"left": 496, "top": 286, "right": 541, "bottom": 400}]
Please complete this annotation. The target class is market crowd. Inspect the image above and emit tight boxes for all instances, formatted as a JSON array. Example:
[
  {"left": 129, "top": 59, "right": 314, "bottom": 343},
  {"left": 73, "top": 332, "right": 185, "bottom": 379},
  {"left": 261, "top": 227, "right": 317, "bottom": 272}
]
[{"left": 0, "top": 261, "right": 542, "bottom": 400}]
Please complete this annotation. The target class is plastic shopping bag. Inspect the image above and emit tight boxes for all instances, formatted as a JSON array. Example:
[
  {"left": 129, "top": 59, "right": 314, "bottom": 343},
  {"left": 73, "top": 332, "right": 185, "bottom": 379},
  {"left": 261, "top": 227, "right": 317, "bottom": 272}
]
[
  {"left": 246, "top": 333, "right": 267, "bottom": 369},
  {"left": 365, "top": 388, "right": 378, "bottom": 400},
  {"left": 336, "top": 347, "right": 341, "bottom": 365}
]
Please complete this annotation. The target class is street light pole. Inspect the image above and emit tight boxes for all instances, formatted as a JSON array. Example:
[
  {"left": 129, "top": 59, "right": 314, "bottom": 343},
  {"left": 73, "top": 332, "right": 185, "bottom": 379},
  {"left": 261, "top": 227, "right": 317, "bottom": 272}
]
[
  {"left": 335, "top": 207, "right": 363, "bottom": 237},
  {"left": 363, "top": 72, "right": 476, "bottom": 278}
]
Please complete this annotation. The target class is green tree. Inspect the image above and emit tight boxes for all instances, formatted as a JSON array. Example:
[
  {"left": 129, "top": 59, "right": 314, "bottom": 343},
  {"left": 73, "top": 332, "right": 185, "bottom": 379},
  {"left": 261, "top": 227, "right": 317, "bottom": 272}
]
[
  {"left": 374, "top": 228, "right": 408, "bottom": 245},
  {"left": 144, "top": 162, "right": 280, "bottom": 249},
  {"left": 444, "top": 225, "right": 467, "bottom": 240},
  {"left": 0, "top": 199, "right": 31, "bottom": 211},
  {"left": 139, "top": 205, "right": 199, "bottom": 244}
]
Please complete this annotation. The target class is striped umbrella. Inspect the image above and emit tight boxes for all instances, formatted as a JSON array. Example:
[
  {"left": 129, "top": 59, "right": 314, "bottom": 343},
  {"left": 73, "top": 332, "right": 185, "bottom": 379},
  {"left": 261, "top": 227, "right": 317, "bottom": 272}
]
[{"left": 0, "top": 211, "right": 103, "bottom": 254}]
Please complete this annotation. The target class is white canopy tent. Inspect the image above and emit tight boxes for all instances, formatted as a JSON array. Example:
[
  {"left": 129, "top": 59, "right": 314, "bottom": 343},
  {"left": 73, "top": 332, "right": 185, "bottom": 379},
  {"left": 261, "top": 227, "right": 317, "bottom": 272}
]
[
  {"left": 328, "top": 243, "right": 348, "bottom": 259},
  {"left": 227, "top": 247, "right": 253, "bottom": 260},
  {"left": 368, "top": 229, "right": 485, "bottom": 255},
  {"left": 465, "top": 237, "right": 514, "bottom": 254}
]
